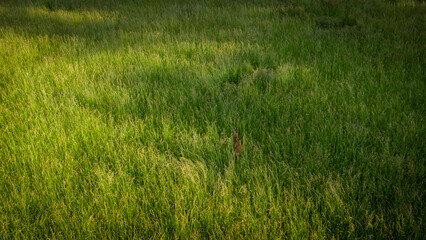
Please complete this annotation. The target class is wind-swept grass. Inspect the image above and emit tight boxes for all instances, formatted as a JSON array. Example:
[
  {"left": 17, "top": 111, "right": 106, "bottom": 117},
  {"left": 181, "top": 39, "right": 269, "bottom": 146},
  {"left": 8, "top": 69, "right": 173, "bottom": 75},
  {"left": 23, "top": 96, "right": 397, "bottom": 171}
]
[{"left": 0, "top": 0, "right": 425, "bottom": 238}]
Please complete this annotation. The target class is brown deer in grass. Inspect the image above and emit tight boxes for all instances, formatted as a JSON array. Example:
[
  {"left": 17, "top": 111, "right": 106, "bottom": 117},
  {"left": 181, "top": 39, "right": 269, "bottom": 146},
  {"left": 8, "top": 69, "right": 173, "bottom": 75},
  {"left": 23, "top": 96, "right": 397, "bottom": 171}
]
[{"left": 234, "top": 130, "right": 242, "bottom": 160}]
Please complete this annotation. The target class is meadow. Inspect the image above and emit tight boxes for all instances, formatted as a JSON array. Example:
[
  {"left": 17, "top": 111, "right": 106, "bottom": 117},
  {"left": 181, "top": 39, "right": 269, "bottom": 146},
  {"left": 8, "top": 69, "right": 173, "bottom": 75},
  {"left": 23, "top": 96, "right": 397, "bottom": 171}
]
[{"left": 0, "top": 0, "right": 425, "bottom": 238}]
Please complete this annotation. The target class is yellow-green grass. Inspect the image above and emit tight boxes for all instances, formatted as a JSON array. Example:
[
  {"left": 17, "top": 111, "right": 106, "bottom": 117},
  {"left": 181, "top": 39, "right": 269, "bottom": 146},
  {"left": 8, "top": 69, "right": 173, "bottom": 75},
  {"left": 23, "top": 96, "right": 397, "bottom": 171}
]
[{"left": 0, "top": 0, "right": 424, "bottom": 238}]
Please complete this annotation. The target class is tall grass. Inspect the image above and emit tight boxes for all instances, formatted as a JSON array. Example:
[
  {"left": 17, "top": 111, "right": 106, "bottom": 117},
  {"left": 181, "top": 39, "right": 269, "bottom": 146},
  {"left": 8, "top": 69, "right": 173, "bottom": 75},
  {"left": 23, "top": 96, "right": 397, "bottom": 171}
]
[{"left": 0, "top": 0, "right": 424, "bottom": 238}]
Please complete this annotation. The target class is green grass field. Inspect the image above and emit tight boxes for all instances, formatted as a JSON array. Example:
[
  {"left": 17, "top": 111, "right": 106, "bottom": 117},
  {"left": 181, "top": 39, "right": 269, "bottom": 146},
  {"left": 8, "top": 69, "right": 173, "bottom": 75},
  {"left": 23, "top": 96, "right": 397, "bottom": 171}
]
[{"left": 0, "top": 0, "right": 425, "bottom": 238}]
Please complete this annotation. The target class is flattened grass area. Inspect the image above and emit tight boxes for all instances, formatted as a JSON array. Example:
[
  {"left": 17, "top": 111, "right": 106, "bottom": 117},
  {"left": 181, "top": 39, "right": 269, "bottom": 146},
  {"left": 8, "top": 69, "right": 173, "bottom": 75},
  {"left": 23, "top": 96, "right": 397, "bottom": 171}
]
[{"left": 0, "top": 0, "right": 424, "bottom": 238}]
